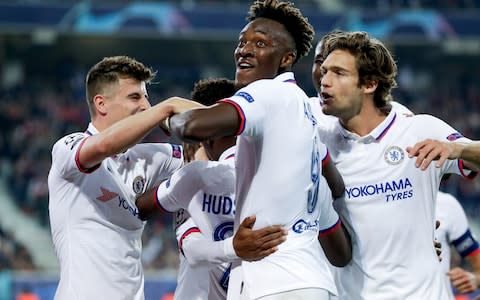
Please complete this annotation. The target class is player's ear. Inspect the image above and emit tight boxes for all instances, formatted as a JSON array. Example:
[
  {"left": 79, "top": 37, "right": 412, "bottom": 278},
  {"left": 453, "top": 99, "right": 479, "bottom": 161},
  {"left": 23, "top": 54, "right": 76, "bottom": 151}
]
[
  {"left": 363, "top": 80, "right": 378, "bottom": 95},
  {"left": 280, "top": 51, "right": 296, "bottom": 69},
  {"left": 94, "top": 95, "right": 107, "bottom": 116}
]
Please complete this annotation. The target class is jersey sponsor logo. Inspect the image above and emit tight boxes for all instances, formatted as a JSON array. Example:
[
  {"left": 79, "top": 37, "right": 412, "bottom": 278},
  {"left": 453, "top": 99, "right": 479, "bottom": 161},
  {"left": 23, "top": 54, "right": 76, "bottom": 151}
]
[
  {"left": 96, "top": 187, "right": 119, "bottom": 202},
  {"left": 292, "top": 219, "right": 320, "bottom": 233},
  {"left": 446, "top": 132, "right": 463, "bottom": 141},
  {"left": 132, "top": 176, "right": 145, "bottom": 195},
  {"left": 118, "top": 196, "right": 139, "bottom": 217},
  {"left": 171, "top": 144, "right": 182, "bottom": 159},
  {"left": 202, "top": 193, "right": 235, "bottom": 215},
  {"left": 384, "top": 145, "right": 405, "bottom": 165},
  {"left": 345, "top": 178, "right": 414, "bottom": 202},
  {"left": 235, "top": 91, "right": 254, "bottom": 103}
]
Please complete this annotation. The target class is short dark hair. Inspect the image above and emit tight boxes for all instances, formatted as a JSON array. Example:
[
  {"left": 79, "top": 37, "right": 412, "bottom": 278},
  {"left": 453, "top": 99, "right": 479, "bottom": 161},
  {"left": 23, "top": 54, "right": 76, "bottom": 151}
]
[
  {"left": 191, "top": 78, "right": 237, "bottom": 106},
  {"left": 85, "top": 56, "right": 156, "bottom": 116},
  {"left": 321, "top": 31, "right": 397, "bottom": 108},
  {"left": 247, "top": 0, "right": 314, "bottom": 63}
]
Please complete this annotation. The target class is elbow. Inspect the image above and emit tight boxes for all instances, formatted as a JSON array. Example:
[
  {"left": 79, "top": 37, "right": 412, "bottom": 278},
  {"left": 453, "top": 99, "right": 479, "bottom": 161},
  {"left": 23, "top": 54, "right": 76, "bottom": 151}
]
[
  {"left": 332, "top": 188, "right": 345, "bottom": 200},
  {"left": 329, "top": 250, "right": 352, "bottom": 267},
  {"left": 170, "top": 112, "right": 209, "bottom": 142}
]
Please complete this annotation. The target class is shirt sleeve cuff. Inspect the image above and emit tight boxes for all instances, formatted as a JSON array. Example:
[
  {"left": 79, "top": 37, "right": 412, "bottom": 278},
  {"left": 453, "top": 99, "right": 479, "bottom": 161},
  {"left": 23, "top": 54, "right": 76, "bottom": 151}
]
[{"left": 223, "top": 236, "right": 239, "bottom": 260}]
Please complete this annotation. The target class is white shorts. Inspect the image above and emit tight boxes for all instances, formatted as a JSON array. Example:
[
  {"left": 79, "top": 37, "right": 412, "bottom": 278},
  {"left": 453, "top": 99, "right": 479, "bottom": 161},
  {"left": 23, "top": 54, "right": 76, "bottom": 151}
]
[{"left": 240, "top": 288, "right": 333, "bottom": 300}]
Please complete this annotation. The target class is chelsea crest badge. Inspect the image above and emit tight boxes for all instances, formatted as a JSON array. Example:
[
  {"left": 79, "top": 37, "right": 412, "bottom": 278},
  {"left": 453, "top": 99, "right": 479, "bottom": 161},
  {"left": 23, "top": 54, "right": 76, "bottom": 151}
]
[
  {"left": 132, "top": 176, "right": 146, "bottom": 195},
  {"left": 384, "top": 146, "right": 405, "bottom": 165}
]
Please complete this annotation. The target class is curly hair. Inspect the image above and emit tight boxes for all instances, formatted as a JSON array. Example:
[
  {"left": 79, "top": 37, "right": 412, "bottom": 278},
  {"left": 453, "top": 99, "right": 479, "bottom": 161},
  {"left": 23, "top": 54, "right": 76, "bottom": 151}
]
[
  {"left": 86, "top": 56, "right": 156, "bottom": 116},
  {"left": 321, "top": 31, "right": 398, "bottom": 109},
  {"left": 191, "top": 78, "right": 237, "bottom": 106},
  {"left": 247, "top": 0, "right": 314, "bottom": 63}
]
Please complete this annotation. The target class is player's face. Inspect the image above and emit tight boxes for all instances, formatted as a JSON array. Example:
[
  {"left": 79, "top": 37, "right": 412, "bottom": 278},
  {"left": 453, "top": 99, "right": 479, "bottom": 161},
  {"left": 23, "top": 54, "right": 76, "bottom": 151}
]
[
  {"left": 312, "top": 41, "right": 325, "bottom": 95},
  {"left": 104, "top": 78, "right": 151, "bottom": 125},
  {"left": 234, "top": 18, "right": 293, "bottom": 88},
  {"left": 319, "top": 49, "right": 364, "bottom": 121}
]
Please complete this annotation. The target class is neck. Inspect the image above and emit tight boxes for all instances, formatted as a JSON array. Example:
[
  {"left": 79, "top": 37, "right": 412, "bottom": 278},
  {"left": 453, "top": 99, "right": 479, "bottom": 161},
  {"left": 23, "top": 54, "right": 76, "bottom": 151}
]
[
  {"left": 340, "top": 102, "right": 387, "bottom": 137},
  {"left": 92, "top": 118, "right": 109, "bottom": 132}
]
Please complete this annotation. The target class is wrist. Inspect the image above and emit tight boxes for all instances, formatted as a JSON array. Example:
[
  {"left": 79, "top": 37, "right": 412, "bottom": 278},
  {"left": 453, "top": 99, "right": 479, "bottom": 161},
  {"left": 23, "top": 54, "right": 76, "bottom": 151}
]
[{"left": 223, "top": 236, "right": 239, "bottom": 260}]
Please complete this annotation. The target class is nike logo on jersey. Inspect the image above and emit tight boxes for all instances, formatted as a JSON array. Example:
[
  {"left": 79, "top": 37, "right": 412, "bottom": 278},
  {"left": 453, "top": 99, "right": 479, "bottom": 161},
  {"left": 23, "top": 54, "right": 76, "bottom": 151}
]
[{"left": 96, "top": 187, "right": 119, "bottom": 202}]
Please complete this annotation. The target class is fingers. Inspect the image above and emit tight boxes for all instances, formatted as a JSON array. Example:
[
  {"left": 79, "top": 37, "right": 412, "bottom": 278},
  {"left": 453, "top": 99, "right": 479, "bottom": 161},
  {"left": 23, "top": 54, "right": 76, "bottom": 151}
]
[
  {"left": 407, "top": 140, "right": 450, "bottom": 170},
  {"left": 240, "top": 215, "right": 256, "bottom": 229},
  {"left": 449, "top": 268, "right": 476, "bottom": 293}
]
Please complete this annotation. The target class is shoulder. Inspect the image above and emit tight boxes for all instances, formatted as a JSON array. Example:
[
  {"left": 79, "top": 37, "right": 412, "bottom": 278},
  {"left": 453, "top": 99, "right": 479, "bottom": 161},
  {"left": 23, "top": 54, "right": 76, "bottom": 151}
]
[{"left": 52, "top": 132, "right": 86, "bottom": 153}]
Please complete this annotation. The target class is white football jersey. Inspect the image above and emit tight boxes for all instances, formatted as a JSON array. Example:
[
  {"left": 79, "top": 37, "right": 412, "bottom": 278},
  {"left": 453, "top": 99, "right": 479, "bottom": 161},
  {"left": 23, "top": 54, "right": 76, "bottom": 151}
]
[
  {"left": 436, "top": 191, "right": 480, "bottom": 299},
  {"left": 316, "top": 109, "right": 474, "bottom": 300},
  {"left": 220, "top": 72, "right": 339, "bottom": 299},
  {"left": 174, "top": 214, "right": 210, "bottom": 300},
  {"left": 48, "top": 123, "right": 183, "bottom": 300},
  {"left": 156, "top": 147, "right": 236, "bottom": 300}
]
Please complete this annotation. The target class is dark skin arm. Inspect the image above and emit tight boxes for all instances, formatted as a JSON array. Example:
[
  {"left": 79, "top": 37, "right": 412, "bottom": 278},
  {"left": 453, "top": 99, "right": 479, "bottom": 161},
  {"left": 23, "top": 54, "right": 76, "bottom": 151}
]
[
  {"left": 169, "top": 103, "right": 240, "bottom": 143},
  {"left": 322, "top": 157, "right": 345, "bottom": 199},
  {"left": 319, "top": 223, "right": 352, "bottom": 267}
]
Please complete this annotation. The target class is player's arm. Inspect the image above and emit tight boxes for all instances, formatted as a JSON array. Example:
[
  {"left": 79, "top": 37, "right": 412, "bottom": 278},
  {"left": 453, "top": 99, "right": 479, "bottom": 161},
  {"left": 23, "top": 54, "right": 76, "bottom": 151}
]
[
  {"left": 448, "top": 228, "right": 480, "bottom": 294},
  {"left": 180, "top": 230, "right": 239, "bottom": 268},
  {"left": 407, "top": 140, "right": 480, "bottom": 172},
  {"left": 318, "top": 219, "right": 352, "bottom": 267},
  {"left": 233, "top": 216, "right": 288, "bottom": 261},
  {"left": 178, "top": 216, "right": 288, "bottom": 266},
  {"left": 167, "top": 103, "right": 241, "bottom": 143},
  {"left": 449, "top": 252, "right": 480, "bottom": 294},
  {"left": 77, "top": 101, "right": 177, "bottom": 169},
  {"left": 322, "top": 153, "right": 345, "bottom": 199}
]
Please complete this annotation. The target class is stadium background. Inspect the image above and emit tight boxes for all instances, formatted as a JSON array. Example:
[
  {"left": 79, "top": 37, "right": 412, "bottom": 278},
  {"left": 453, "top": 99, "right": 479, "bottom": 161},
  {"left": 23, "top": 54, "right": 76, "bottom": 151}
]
[{"left": 0, "top": 0, "right": 479, "bottom": 299}]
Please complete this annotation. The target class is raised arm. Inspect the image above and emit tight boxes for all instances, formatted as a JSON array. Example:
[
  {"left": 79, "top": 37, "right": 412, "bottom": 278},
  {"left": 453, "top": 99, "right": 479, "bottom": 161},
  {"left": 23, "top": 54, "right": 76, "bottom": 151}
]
[
  {"left": 168, "top": 103, "right": 241, "bottom": 143},
  {"left": 78, "top": 102, "right": 175, "bottom": 169},
  {"left": 407, "top": 140, "right": 480, "bottom": 172}
]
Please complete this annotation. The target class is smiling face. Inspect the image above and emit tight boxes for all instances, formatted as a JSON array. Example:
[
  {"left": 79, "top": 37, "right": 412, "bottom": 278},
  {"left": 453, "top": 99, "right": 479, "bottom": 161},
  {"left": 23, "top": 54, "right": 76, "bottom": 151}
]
[
  {"left": 95, "top": 77, "right": 151, "bottom": 127},
  {"left": 234, "top": 18, "right": 295, "bottom": 88},
  {"left": 319, "top": 49, "right": 364, "bottom": 121}
]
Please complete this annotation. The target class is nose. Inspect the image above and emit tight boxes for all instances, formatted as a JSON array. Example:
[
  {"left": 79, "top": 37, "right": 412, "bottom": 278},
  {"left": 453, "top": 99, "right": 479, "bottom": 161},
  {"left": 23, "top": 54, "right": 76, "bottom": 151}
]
[
  {"left": 140, "top": 97, "right": 151, "bottom": 110},
  {"left": 321, "top": 70, "right": 331, "bottom": 88},
  {"left": 235, "top": 42, "right": 254, "bottom": 58}
]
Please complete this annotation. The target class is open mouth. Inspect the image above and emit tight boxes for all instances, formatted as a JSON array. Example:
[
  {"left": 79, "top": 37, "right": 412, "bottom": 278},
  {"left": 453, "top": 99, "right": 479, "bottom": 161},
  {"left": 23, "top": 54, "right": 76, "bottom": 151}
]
[
  {"left": 321, "top": 92, "right": 334, "bottom": 103},
  {"left": 237, "top": 60, "right": 254, "bottom": 70}
]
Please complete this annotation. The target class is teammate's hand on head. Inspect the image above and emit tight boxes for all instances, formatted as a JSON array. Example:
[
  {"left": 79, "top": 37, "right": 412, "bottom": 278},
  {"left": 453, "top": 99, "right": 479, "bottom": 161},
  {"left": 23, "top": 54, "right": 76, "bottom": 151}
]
[
  {"left": 448, "top": 267, "right": 478, "bottom": 293},
  {"left": 233, "top": 215, "right": 287, "bottom": 261},
  {"left": 406, "top": 139, "right": 461, "bottom": 170}
]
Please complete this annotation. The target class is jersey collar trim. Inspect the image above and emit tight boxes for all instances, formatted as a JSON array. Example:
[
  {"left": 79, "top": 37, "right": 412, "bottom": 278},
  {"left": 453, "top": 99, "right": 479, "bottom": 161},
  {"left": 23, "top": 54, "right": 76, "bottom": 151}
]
[
  {"left": 372, "top": 111, "right": 397, "bottom": 141},
  {"left": 219, "top": 146, "right": 236, "bottom": 162},
  {"left": 274, "top": 72, "right": 296, "bottom": 84},
  {"left": 337, "top": 111, "right": 397, "bottom": 142},
  {"left": 85, "top": 123, "right": 99, "bottom": 136}
]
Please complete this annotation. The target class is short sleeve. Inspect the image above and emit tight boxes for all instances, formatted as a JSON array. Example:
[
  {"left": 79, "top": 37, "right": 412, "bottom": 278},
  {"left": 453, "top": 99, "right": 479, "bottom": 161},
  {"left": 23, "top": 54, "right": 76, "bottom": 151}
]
[
  {"left": 317, "top": 177, "right": 340, "bottom": 233},
  {"left": 414, "top": 115, "right": 474, "bottom": 177},
  {"left": 219, "top": 80, "right": 279, "bottom": 137},
  {"left": 443, "top": 194, "right": 470, "bottom": 242},
  {"left": 155, "top": 161, "right": 204, "bottom": 212},
  {"left": 50, "top": 133, "right": 99, "bottom": 179}
]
